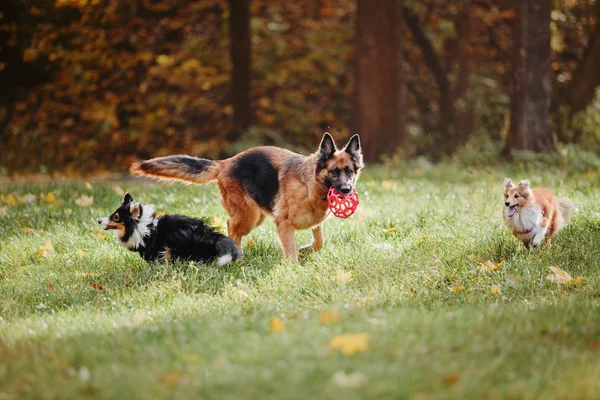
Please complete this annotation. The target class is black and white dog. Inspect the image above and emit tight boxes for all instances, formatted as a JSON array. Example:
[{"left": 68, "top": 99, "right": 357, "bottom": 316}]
[{"left": 98, "top": 193, "right": 241, "bottom": 265}]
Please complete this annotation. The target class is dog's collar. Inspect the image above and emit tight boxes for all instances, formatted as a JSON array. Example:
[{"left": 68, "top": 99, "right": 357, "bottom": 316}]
[{"left": 515, "top": 226, "right": 534, "bottom": 235}]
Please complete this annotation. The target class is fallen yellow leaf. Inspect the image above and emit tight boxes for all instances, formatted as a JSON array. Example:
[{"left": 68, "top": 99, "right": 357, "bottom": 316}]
[
  {"left": 450, "top": 285, "right": 467, "bottom": 292},
  {"left": 41, "top": 192, "right": 58, "bottom": 205},
  {"left": 490, "top": 285, "right": 501, "bottom": 295},
  {"left": 336, "top": 269, "right": 352, "bottom": 285},
  {"left": 77, "top": 249, "right": 86, "bottom": 257},
  {"left": 36, "top": 240, "right": 54, "bottom": 258},
  {"left": 4, "top": 193, "right": 17, "bottom": 206},
  {"left": 568, "top": 277, "right": 584, "bottom": 286},
  {"left": 19, "top": 193, "right": 36, "bottom": 203},
  {"left": 329, "top": 333, "right": 369, "bottom": 355},
  {"left": 381, "top": 180, "right": 396, "bottom": 190},
  {"left": 478, "top": 260, "right": 504, "bottom": 272},
  {"left": 92, "top": 232, "right": 106, "bottom": 239},
  {"left": 320, "top": 310, "right": 341, "bottom": 325},
  {"left": 331, "top": 371, "right": 367, "bottom": 388},
  {"left": 412, "top": 235, "right": 430, "bottom": 245},
  {"left": 546, "top": 266, "right": 573, "bottom": 285},
  {"left": 75, "top": 195, "right": 94, "bottom": 207},
  {"left": 267, "top": 317, "right": 285, "bottom": 333},
  {"left": 163, "top": 372, "right": 181, "bottom": 387}
]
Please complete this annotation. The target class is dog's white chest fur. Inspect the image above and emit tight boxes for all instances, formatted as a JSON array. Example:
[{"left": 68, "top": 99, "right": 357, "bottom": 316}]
[
  {"left": 504, "top": 206, "right": 545, "bottom": 243},
  {"left": 123, "top": 205, "right": 156, "bottom": 249}
]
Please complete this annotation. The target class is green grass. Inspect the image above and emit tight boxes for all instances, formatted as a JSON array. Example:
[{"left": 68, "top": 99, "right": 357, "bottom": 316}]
[{"left": 1, "top": 163, "right": 600, "bottom": 399}]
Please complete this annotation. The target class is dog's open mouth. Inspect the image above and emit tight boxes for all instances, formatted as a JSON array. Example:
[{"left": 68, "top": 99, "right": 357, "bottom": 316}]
[{"left": 507, "top": 204, "right": 519, "bottom": 217}]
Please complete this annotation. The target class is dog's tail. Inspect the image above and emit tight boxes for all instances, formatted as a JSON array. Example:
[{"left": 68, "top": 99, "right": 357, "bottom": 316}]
[
  {"left": 558, "top": 197, "right": 575, "bottom": 225},
  {"left": 215, "top": 237, "right": 242, "bottom": 266},
  {"left": 130, "top": 155, "right": 220, "bottom": 185}
]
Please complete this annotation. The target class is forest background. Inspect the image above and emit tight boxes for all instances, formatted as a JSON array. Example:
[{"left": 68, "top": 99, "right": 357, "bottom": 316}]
[{"left": 1, "top": 0, "right": 600, "bottom": 174}]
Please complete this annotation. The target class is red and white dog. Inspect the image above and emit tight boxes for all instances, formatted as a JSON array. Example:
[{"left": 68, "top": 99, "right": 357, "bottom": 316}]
[{"left": 503, "top": 179, "right": 574, "bottom": 250}]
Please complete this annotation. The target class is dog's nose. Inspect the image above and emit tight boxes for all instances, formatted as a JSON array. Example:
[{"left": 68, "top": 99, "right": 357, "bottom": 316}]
[
  {"left": 339, "top": 185, "right": 352, "bottom": 194},
  {"left": 504, "top": 202, "right": 510, "bottom": 207},
  {"left": 97, "top": 219, "right": 102, "bottom": 224}
]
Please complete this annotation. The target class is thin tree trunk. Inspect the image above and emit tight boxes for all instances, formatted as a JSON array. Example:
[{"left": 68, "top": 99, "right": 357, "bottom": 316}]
[
  {"left": 503, "top": 0, "right": 553, "bottom": 156},
  {"left": 557, "top": 1, "right": 600, "bottom": 142},
  {"left": 355, "top": 0, "right": 406, "bottom": 163},
  {"left": 229, "top": 0, "right": 252, "bottom": 134},
  {"left": 403, "top": 5, "right": 456, "bottom": 157}
]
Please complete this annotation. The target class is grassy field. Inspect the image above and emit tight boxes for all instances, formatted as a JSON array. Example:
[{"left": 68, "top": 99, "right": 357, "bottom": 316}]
[{"left": 1, "top": 162, "right": 600, "bottom": 399}]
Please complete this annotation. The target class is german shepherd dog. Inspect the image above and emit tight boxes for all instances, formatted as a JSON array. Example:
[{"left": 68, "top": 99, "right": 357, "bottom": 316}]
[{"left": 130, "top": 133, "right": 364, "bottom": 261}]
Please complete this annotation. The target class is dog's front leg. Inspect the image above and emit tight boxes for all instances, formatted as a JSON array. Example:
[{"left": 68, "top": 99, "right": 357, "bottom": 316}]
[
  {"left": 276, "top": 222, "right": 298, "bottom": 261},
  {"left": 531, "top": 229, "right": 547, "bottom": 250},
  {"left": 300, "top": 224, "right": 323, "bottom": 253}
]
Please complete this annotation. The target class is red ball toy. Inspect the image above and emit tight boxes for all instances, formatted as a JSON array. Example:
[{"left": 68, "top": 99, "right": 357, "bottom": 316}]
[{"left": 327, "top": 186, "right": 359, "bottom": 218}]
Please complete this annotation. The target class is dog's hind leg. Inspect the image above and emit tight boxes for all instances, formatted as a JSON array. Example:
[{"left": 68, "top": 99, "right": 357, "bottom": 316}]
[{"left": 219, "top": 184, "right": 263, "bottom": 247}]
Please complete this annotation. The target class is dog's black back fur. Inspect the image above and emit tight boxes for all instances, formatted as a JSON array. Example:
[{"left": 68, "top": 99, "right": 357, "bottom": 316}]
[
  {"left": 140, "top": 214, "right": 240, "bottom": 263},
  {"left": 98, "top": 193, "right": 241, "bottom": 264}
]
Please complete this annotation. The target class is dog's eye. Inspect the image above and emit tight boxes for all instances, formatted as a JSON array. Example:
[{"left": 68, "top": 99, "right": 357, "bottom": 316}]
[
  {"left": 504, "top": 194, "right": 508, "bottom": 198},
  {"left": 345, "top": 167, "right": 352, "bottom": 176},
  {"left": 113, "top": 214, "right": 120, "bottom": 222},
  {"left": 514, "top": 194, "right": 519, "bottom": 198},
  {"left": 330, "top": 169, "right": 340, "bottom": 177}
]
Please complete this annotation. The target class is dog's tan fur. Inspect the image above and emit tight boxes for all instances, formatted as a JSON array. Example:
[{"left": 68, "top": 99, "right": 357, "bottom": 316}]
[{"left": 131, "top": 133, "right": 364, "bottom": 260}]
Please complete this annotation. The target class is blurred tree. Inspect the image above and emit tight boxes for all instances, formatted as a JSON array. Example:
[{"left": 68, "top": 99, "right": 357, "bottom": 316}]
[
  {"left": 229, "top": 0, "right": 252, "bottom": 134},
  {"left": 355, "top": 0, "right": 406, "bottom": 163},
  {"left": 503, "top": 0, "right": 554, "bottom": 156},
  {"left": 560, "top": 0, "right": 600, "bottom": 142}
]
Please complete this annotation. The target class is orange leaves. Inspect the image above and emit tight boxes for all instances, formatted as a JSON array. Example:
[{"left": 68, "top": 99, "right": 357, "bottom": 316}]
[
  {"left": 74, "top": 195, "right": 94, "bottom": 207},
  {"left": 335, "top": 270, "right": 352, "bottom": 285},
  {"left": 156, "top": 55, "right": 176, "bottom": 67},
  {"left": 266, "top": 317, "right": 285, "bottom": 333},
  {"left": 329, "top": 333, "right": 369, "bottom": 356},
  {"left": 477, "top": 260, "right": 504, "bottom": 272},
  {"left": 1, "top": 193, "right": 17, "bottom": 206},
  {"left": 320, "top": 310, "right": 341, "bottom": 325},
  {"left": 412, "top": 235, "right": 430, "bottom": 245},
  {"left": 40, "top": 192, "right": 58, "bottom": 205},
  {"left": 450, "top": 285, "right": 467, "bottom": 293},
  {"left": 36, "top": 240, "right": 54, "bottom": 258},
  {"left": 546, "top": 266, "right": 583, "bottom": 286},
  {"left": 90, "top": 282, "right": 104, "bottom": 291},
  {"left": 92, "top": 232, "right": 106, "bottom": 239}
]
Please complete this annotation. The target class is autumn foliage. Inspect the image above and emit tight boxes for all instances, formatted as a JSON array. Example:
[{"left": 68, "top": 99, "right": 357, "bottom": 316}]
[{"left": 1, "top": 0, "right": 599, "bottom": 173}]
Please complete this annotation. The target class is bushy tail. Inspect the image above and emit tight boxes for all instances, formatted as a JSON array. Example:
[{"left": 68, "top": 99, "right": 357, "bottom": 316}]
[
  {"left": 558, "top": 197, "right": 575, "bottom": 224},
  {"left": 130, "top": 155, "right": 219, "bottom": 185},
  {"left": 215, "top": 237, "right": 242, "bottom": 266}
]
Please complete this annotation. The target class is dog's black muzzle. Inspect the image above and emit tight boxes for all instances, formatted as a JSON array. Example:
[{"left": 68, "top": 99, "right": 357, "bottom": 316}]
[{"left": 336, "top": 184, "right": 352, "bottom": 195}]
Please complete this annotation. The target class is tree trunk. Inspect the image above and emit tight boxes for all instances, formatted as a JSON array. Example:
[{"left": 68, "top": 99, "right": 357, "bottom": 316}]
[
  {"left": 558, "top": 1, "right": 600, "bottom": 142},
  {"left": 503, "top": 0, "right": 553, "bottom": 156},
  {"left": 229, "top": 0, "right": 252, "bottom": 134},
  {"left": 355, "top": 0, "right": 406, "bottom": 163},
  {"left": 402, "top": 5, "right": 455, "bottom": 157}
]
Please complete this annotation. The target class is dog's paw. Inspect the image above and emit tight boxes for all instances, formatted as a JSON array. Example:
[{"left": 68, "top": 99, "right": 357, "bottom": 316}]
[{"left": 299, "top": 243, "right": 316, "bottom": 253}]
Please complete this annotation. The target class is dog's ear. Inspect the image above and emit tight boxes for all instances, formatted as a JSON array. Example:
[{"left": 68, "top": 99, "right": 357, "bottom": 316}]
[
  {"left": 129, "top": 202, "right": 143, "bottom": 221},
  {"left": 518, "top": 179, "right": 530, "bottom": 197},
  {"left": 122, "top": 192, "right": 134, "bottom": 205},
  {"left": 504, "top": 178, "right": 514, "bottom": 191},
  {"left": 343, "top": 134, "right": 364, "bottom": 169},
  {"left": 318, "top": 132, "right": 337, "bottom": 160}
]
